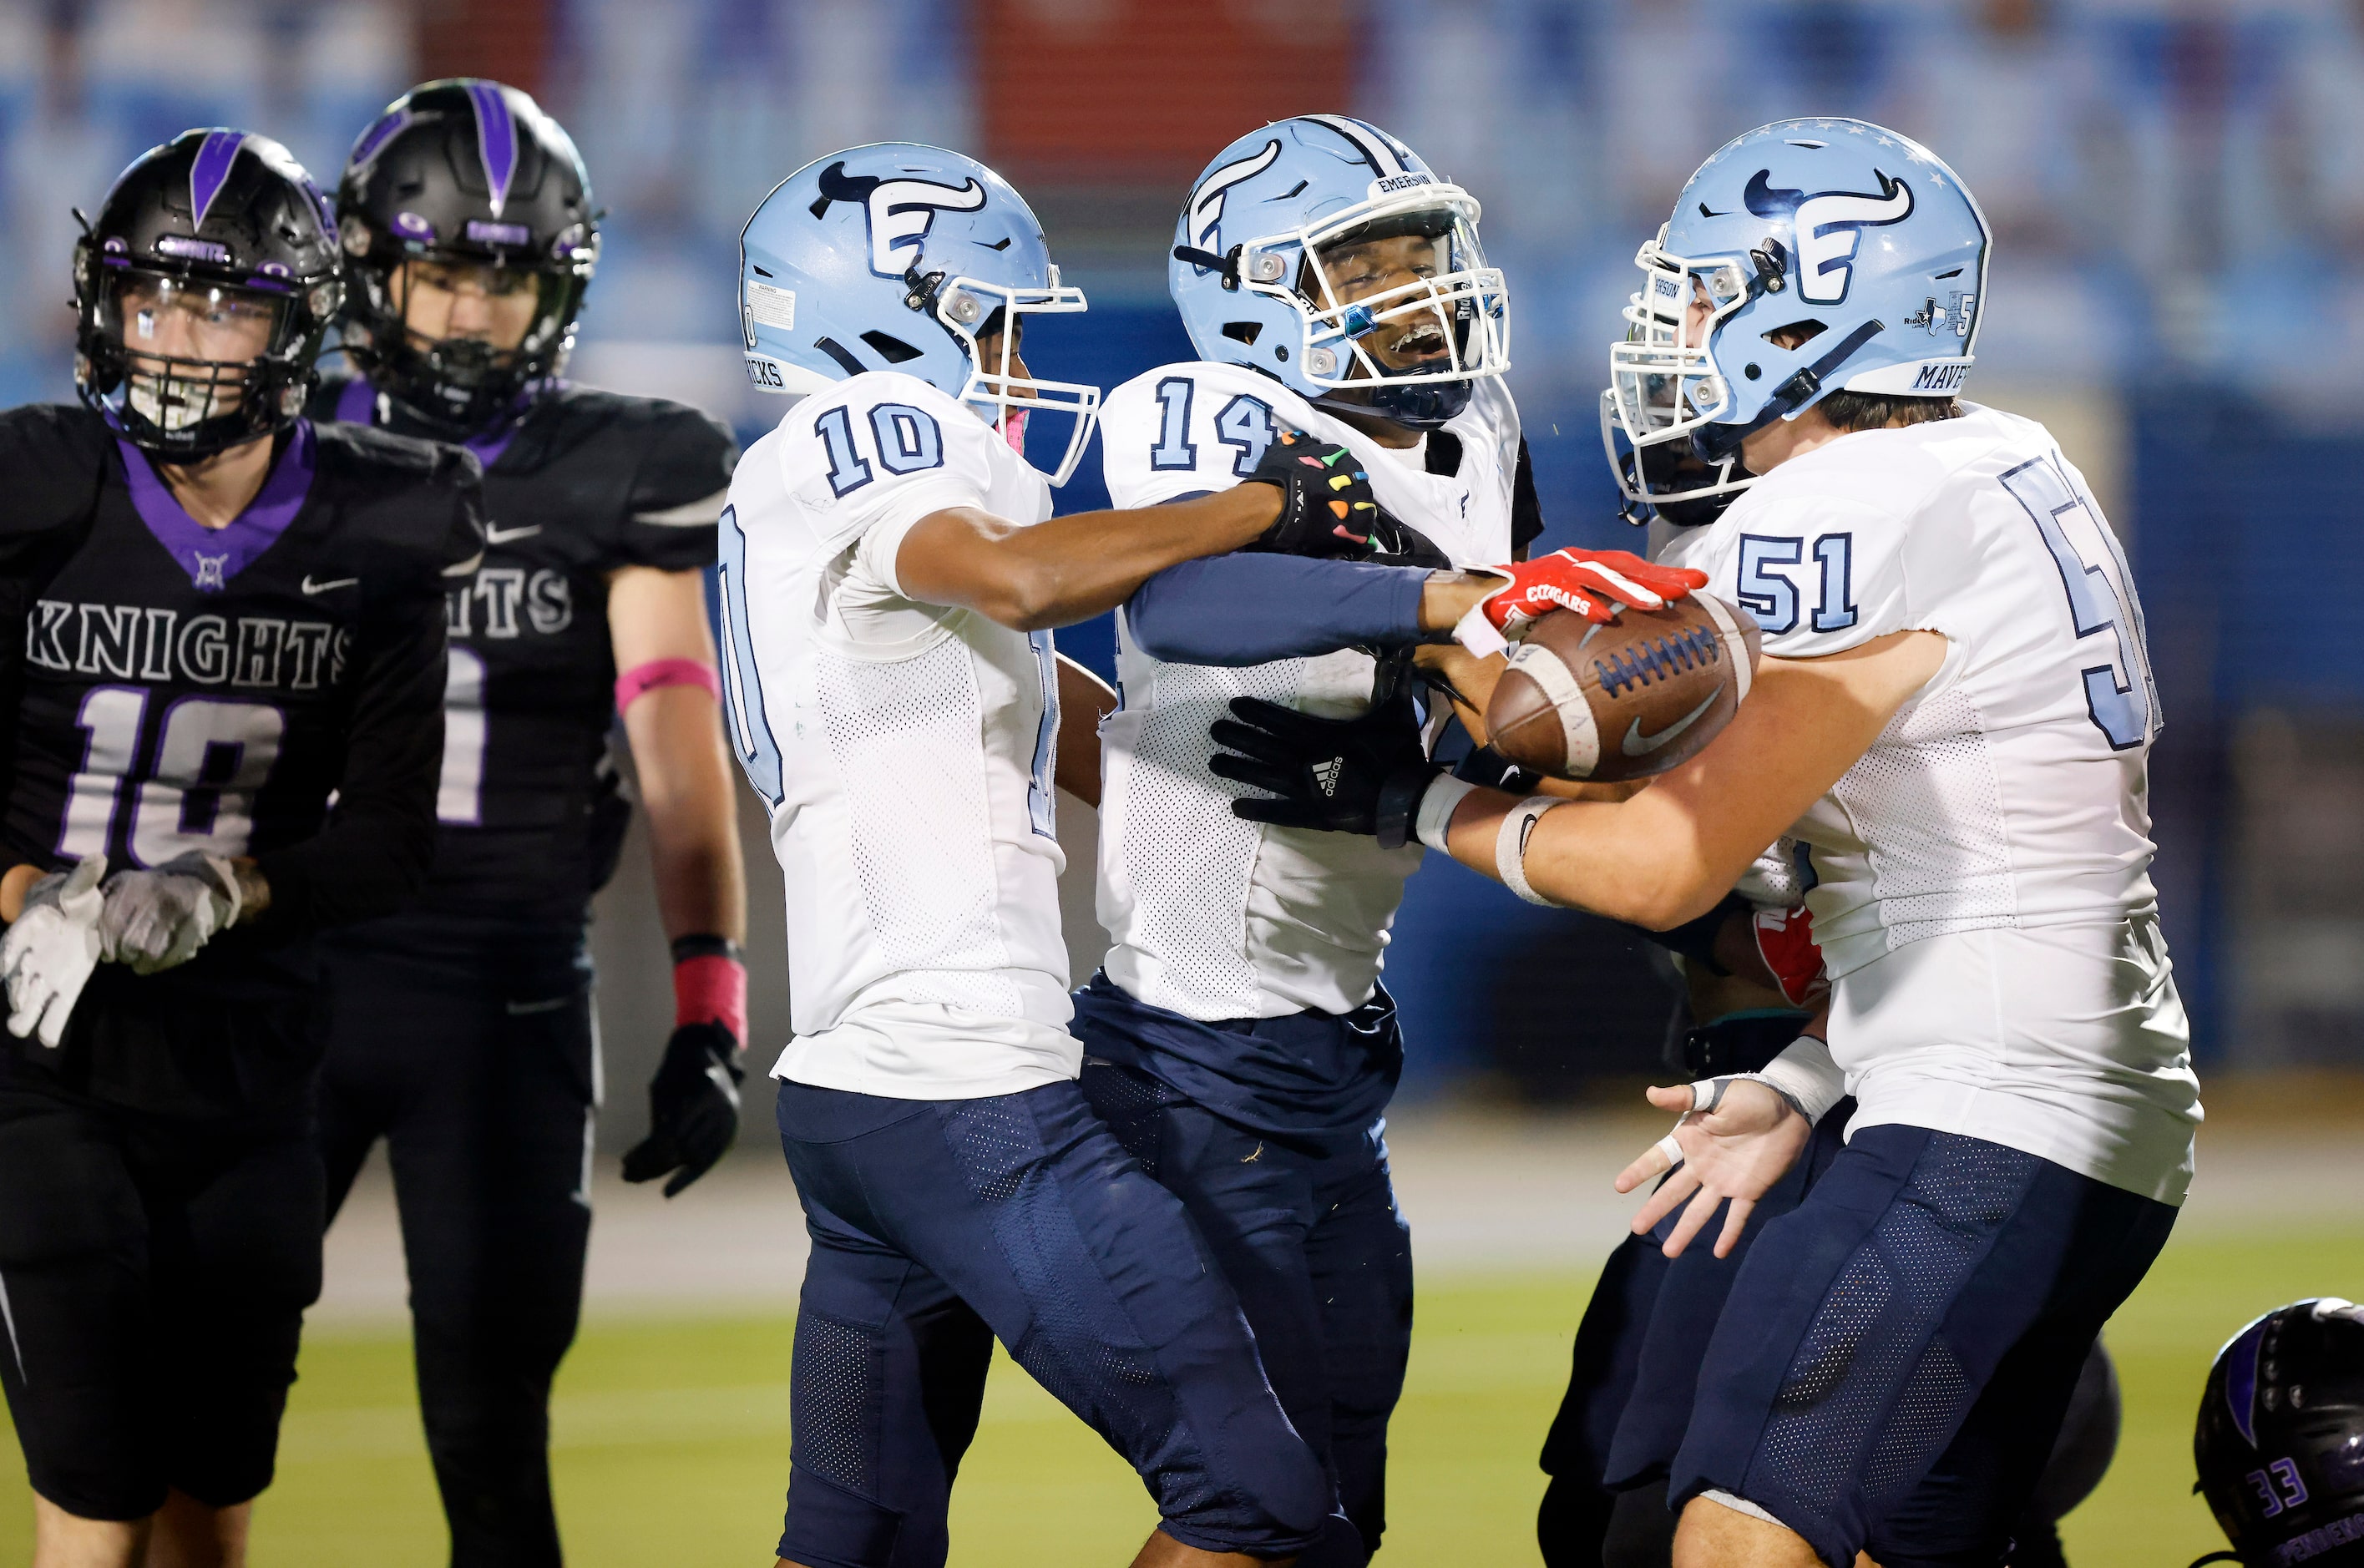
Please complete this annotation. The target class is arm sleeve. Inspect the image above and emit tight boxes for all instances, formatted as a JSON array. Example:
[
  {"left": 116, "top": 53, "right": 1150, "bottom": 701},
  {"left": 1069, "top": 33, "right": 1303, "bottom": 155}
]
[
  {"left": 251, "top": 466, "right": 481, "bottom": 932},
  {"left": 618, "top": 405, "right": 738, "bottom": 572},
  {"left": 1125, "top": 554, "right": 1428, "bottom": 666}
]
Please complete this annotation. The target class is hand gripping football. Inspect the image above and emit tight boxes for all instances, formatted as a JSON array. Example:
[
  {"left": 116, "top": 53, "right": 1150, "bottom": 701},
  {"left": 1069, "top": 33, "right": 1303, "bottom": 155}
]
[{"left": 1484, "top": 594, "right": 1760, "bottom": 781}]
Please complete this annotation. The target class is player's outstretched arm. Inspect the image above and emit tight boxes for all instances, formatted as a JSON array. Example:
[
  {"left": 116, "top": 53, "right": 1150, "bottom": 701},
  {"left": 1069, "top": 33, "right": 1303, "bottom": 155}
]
[
  {"left": 1436, "top": 631, "right": 1947, "bottom": 928},
  {"left": 1125, "top": 546, "right": 1703, "bottom": 669},
  {"left": 892, "top": 486, "right": 1281, "bottom": 631},
  {"left": 610, "top": 563, "right": 753, "bottom": 1200}
]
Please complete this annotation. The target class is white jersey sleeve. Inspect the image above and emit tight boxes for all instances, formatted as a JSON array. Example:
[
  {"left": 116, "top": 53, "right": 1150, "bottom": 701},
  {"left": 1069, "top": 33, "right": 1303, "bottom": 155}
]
[{"left": 726, "top": 372, "right": 1077, "bottom": 1100}]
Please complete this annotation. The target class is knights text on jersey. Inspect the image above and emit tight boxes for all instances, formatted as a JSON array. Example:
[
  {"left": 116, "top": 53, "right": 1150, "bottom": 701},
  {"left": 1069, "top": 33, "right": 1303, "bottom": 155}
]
[
  {"left": 720, "top": 372, "right": 1077, "bottom": 1099},
  {"left": 1664, "top": 404, "right": 2199, "bottom": 1201},
  {"left": 1095, "top": 362, "right": 1521, "bottom": 1019},
  {"left": 310, "top": 376, "right": 734, "bottom": 925},
  {"left": 0, "top": 405, "right": 480, "bottom": 1117}
]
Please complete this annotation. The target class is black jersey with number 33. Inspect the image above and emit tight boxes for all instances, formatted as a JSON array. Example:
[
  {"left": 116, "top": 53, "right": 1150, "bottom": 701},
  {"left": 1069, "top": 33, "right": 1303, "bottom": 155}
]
[
  {"left": 311, "top": 376, "right": 733, "bottom": 927},
  {"left": 0, "top": 404, "right": 481, "bottom": 1117}
]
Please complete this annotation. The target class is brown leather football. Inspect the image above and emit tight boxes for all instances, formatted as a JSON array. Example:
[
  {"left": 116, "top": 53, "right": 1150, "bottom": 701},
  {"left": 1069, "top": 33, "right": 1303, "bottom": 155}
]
[{"left": 1484, "top": 594, "right": 1762, "bottom": 781}]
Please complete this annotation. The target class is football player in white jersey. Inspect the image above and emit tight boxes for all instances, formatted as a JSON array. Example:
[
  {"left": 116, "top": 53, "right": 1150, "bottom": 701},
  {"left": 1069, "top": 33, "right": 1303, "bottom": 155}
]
[
  {"left": 1079, "top": 115, "right": 1714, "bottom": 1567},
  {"left": 720, "top": 142, "right": 1504, "bottom": 1568},
  {"left": 1213, "top": 119, "right": 2199, "bottom": 1568}
]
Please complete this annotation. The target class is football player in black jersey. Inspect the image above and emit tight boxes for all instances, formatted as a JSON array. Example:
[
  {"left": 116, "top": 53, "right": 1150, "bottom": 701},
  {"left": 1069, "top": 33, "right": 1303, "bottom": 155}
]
[
  {"left": 0, "top": 130, "right": 480, "bottom": 1568},
  {"left": 309, "top": 79, "right": 746, "bottom": 1568}
]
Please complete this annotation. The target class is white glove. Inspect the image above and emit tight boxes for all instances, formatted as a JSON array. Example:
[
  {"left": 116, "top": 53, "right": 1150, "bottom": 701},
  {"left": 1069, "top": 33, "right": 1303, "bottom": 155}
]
[
  {"left": 3, "top": 856, "right": 109, "bottom": 1048},
  {"left": 100, "top": 852, "right": 243, "bottom": 975}
]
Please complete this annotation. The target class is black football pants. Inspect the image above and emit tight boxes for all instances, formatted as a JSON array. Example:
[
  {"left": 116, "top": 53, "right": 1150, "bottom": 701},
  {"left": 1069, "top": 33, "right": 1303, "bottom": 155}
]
[{"left": 316, "top": 928, "right": 598, "bottom": 1568}]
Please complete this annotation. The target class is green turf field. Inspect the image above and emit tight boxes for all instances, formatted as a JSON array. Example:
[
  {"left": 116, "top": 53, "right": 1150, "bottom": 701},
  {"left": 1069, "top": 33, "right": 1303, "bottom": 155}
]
[{"left": 0, "top": 1229, "right": 2352, "bottom": 1565}]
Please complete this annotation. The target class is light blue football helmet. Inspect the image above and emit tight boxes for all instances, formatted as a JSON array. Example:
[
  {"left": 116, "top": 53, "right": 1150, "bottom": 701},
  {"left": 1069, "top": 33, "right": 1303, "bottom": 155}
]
[
  {"left": 1171, "top": 115, "right": 1510, "bottom": 429},
  {"left": 1603, "top": 118, "right": 1991, "bottom": 516},
  {"left": 737, "top": 143, "right": 1100, "bottom": 484}
]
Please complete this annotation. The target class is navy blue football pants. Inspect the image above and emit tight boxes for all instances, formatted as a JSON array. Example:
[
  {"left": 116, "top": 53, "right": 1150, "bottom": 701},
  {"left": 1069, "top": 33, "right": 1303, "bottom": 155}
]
[
  {"left": 1079, "top": 1060, "right": 1412, "bottom": 1568},
  {"left": 1538, "top": 1107, "right": 1854, "bottom": 1566},
  {"left": 1671, "top": 1125, "right": 2174, "bottom": 1568},
  {"left": 316, "top": 928, "right": 597, "bottom": 1568},
  {"left": 773, "top": 1075, "right": 1334, "bottom": 1567}
]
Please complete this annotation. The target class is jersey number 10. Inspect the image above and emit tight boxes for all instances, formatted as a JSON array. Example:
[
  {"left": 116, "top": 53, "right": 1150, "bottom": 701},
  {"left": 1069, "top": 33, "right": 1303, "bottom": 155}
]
[{"left": 59, "top": 689, "right": 286, "bottom": 863}]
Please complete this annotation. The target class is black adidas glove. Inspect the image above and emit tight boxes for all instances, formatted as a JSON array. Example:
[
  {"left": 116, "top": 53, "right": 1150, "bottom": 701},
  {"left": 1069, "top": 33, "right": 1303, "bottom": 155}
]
[
  {"left": 620, "top": 1022, "right": 744, "bottom": 1198},
  {"left": 1209, "top": 690, "right": 1440, "bottom": 847},
  {"left": 1242, "top": 429, "right": 1393, "bottom": 559}
]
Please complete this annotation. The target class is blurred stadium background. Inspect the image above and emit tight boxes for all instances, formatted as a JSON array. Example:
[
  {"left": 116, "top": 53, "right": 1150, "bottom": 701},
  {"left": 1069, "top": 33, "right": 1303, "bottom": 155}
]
[{"left": 0, "top": 1, "right": 2361, "bottom": 1564}]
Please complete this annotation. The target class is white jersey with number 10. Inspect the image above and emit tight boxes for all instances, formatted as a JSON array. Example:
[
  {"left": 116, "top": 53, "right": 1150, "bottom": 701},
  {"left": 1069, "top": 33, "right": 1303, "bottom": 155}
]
[{"left": 717, "top": 370, "right": 1078, "bottom": 1100}]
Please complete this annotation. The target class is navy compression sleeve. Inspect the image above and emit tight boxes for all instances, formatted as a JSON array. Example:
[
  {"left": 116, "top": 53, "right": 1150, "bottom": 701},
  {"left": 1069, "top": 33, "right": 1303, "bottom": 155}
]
[{"left": 1125, "top": 554, "right": 1430, "bottom": 666}]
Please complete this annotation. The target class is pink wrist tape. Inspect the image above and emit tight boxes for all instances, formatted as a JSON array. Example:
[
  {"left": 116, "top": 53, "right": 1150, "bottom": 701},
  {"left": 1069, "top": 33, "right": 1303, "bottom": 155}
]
[
  {"left": 615, "top": 658, "right": 720, "bottom": 714},
  {"left": 674, "top": 953, "right": 747, "bottom": 1044}
]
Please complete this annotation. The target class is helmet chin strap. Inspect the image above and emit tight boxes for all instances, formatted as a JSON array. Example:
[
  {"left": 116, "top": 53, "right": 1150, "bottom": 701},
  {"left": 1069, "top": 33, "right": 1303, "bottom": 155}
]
[
  {"left": 1690, "top": 317, "right": 1886, "bottom": 465},
  {"left": 1313, "top": 372, "right": 1472, "bottom": 432}
]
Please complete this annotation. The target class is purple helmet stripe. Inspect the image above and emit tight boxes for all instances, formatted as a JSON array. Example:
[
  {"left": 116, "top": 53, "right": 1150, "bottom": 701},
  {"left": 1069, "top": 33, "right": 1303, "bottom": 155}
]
[
  {"left": 350, "top": 107, "right": 410, "bottom": 170},
  {"left": 2226, "top": 1317, "right": 2267, "bottom": 1448},
  {"left": 189, "top": 129, "right": 248, "bottom": 231},
  {"left": 466, "top": 81, "right": 519, "bottom": 218}
]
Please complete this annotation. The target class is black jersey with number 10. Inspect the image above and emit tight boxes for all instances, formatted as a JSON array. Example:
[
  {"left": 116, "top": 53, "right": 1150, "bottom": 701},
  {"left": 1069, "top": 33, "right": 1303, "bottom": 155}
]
[{"left": 0, "top": 404, "right": 481, "bottom": 1117}]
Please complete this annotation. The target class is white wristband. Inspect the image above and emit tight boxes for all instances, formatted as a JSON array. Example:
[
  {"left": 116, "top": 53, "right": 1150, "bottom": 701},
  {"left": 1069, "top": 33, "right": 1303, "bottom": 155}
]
[
  {"left": 1753, "top": 1035, "right": 1848, "bottom": 1125},
  {"left": 1415, "top": 776, "right": 1478, "bottom": 852},
  {"left": 1495, "top": 795, "right": 1563, "bottom": 907}
]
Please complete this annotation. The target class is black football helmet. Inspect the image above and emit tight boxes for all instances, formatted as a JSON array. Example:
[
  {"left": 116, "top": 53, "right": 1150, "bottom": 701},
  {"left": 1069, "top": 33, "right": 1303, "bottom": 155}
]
[
  {"left": 2196, "top": 1298, "right": 2364, "bottom": 1568},
  {"left": 73, "top": 129, "right": 342, "bottom": 462},
  {"left": 335, "top": 78, "right": 597, "bottom": 438}
]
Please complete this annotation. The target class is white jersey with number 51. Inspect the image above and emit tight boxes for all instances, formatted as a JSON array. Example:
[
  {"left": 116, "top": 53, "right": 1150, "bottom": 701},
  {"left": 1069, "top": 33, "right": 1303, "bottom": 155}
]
[
  {"left": 717, "top": 370, "right": 1078, "bottom": 1100},
  {"left": 1663, "top": 403, "right": 2201, "bottom": 1203}
]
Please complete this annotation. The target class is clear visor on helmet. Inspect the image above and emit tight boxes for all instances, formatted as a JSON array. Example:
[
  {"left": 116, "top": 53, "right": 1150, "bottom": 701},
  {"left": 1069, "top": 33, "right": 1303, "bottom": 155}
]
[
  {"left": 99, "top": 270, "right": 288, "bottom": 432},
  {"left": 1607, "top": 235, "right": 1756, "bottom": 455},
  {"left": 1238, "top": 184, "right": 1511, "bottom": 390},
  {"left": 937, "top": 273, "right": 1101, "bottom": 488}
]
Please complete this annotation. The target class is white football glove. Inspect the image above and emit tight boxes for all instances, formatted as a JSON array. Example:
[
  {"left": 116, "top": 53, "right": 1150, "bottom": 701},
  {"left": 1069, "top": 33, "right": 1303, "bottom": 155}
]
[
  {"left": 100, "top": 852, "right": 243, "bottom": 975},
  {"left": 3, "top": 856, "right": 109, "bottom": 1048}
]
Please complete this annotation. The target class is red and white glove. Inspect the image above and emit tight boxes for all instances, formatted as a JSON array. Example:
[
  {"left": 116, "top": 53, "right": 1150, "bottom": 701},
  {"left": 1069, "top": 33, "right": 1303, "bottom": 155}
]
[
  {"left": 1455, "top": 548, "right": 1708, "bottom": 654},
  {"left": 1752, "top": 903, "right": 1827, "bottom": 1008}
]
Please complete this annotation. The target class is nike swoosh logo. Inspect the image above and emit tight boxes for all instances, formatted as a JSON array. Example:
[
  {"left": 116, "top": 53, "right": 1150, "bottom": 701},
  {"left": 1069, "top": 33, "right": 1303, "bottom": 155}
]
[
  {"left": 484, "top": 524, "right": 543, "bottom": 545},
  {"left": 1622, "top": 689, "right": 1721, "bottom": 756},
  {"left": 301, "top": 575, "right": 359, "bottom": 594}
]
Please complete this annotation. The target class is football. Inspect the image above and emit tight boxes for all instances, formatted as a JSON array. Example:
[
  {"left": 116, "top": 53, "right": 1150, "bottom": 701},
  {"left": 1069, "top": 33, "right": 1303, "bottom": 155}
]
[{"left": 1484, "top": 594, "right": 1762, "bottom": 782}]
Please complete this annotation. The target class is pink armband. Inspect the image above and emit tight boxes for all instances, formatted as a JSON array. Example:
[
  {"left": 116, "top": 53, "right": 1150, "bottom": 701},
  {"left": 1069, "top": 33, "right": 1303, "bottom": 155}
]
[
  {"left": 673, "top": 948, "right": 748, "bottom": 1045},
  {"left": 615, "top": 658, "right": 720, "bottom": 714}
]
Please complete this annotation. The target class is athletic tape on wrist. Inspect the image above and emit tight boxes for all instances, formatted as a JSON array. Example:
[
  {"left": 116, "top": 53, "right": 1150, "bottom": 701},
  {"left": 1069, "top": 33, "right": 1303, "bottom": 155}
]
[
  {"left": 1495, "top": 795, "right": 1562, "bottom": 907},
  {"left": 1415, "top": 776, "right": 1478, "bottom": 852},
  {"left": 616, "top": 658, "right": 720, "bottom": 715}
]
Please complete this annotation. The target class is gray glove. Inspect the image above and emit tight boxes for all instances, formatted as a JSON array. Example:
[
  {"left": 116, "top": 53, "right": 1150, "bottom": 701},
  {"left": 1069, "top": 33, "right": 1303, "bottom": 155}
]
[{"left": 101, "top": 852, "right": 243, "bottom": 974}]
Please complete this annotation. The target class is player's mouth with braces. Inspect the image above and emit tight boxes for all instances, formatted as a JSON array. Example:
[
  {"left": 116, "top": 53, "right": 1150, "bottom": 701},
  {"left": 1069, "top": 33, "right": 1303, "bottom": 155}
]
[{"left": 1390, "top": 322, "right": 1448, "bottom": 358}]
